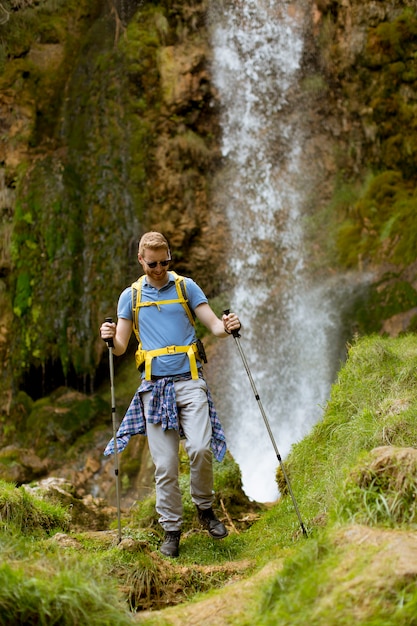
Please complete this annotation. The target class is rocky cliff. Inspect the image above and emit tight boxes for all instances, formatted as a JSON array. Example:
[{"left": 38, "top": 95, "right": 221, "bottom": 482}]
[
  {"left": 0, "top": 0, "right": 227, "bottom": 405},
  {"left": 309, "top": 0, "right": 417, "bottom": 334},
  {"left": 0, "top": 0, "right": 228, "bottom": 498}
]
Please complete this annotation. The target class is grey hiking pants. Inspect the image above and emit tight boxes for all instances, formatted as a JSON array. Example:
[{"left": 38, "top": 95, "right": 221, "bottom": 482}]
[{"left": 142, "top": 376, "right": 214, "bottom": 532}]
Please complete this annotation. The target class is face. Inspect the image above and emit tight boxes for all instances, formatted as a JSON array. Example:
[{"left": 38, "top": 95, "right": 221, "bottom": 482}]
[{"left": 138, "top": 247, "right": 171, "bottom": 287}]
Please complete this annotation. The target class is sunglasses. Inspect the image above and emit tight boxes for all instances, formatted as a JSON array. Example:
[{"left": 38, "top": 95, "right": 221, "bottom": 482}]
[{"left": 143, "top": 259, "right": 171, "bottom": 269}]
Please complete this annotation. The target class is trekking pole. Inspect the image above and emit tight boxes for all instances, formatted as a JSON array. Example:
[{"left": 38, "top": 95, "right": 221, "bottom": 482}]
[
  {"left": 104, "top": 317, "right": 122, "bottom": 544},
  {"left": 224, "top": 310, "right": 307, "bottom": 537}
]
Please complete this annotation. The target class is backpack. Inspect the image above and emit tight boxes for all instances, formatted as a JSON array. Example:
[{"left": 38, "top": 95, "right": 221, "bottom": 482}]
[{"left": 131, "top": 271, "right": 206, "bottom": 380}]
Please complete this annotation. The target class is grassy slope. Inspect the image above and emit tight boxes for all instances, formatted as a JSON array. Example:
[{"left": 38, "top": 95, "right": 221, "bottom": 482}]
[
  {"left": 140, "top": 334, "right": 417, "bottom": 625},
  {"left": 2, "top": 334, "right": 417, "bottom": 624}
]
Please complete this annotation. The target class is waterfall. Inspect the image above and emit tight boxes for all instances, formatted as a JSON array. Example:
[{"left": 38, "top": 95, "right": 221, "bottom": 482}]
[{"left": 209, "top": 0, "right": 351, "bottom": 502}]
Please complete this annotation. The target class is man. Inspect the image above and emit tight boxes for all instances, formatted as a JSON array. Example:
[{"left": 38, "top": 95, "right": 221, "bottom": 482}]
[{"left": 100, "top": 231, "right": 241, "bottom": 557}]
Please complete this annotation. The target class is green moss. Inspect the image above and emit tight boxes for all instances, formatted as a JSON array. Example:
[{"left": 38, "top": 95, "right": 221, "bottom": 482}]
[
  {"left": 11, "top": 157, "right": 81, "bottom": 374},
  {"left": 365, "top": 9, "right": 417, "bottom": 67},
  {"left": 362, "top": 11, "right": 417, "bottom": 178},
  {"left": 9, "top": 3, "right": 168, "bottom": 387},
  {"left": 0, "top": 0, "right": 102, "bottom": 144},
  {"left": 336, "top": 171, "right": 417, "bottom": 268},
  {"left": 319, "top": 7, "right": 417, "bottom": 294},
  {"left": 353, "top": 276, "right": 417, "bottom": 334},
  {"left": 22, "top": 389, "right": 108, "bottom": 458},
  {"left": 13, "top": 271, "right": 32, "bottom": 318},
  {"left": 4, "top": 0, "right": 222, "bottom": 402}
]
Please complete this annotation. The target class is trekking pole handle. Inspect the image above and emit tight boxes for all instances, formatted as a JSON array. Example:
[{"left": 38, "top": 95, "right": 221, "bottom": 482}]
[
  {"left": 223, "top": 309, "right": 241, "bottom": 338},
  {"left": 104, "top": 317, "right": 115, "bottom": 348}
]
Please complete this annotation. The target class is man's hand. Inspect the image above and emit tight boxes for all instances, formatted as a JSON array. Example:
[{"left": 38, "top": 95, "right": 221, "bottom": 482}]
[
  {"left": 222, "top": 311, "right": 241, "bottom": 335},
  {"left": 100, "top": 318, "right": 132, "bottom": 356}
]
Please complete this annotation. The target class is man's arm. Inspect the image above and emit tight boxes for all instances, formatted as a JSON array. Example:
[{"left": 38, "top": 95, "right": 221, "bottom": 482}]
[
  {"left": 195, "top": 303, "right": 240, "bottom": 337},
  {"left": 100, "top": 318, "right": 133, "bottom": 356}
]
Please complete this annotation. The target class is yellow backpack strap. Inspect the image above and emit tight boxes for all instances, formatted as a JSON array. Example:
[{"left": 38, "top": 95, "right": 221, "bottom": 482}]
[
  {"left": 131, "top": 275, "right": 145, "bottom": 343},
  {"left": 132, "top": 271, "right": 195, "bottom": 343},
  {"left": 144, "top": 344, "right": 199, "bottom": 380},
  {"left": 133, "top": 271, "right": 195, "bottom": 324},
  {"left": 130, "top": 272, "right": 198, "bottom": 377},
  {"left": 170, "top": 271, "right": 196, "bottom": 326}
]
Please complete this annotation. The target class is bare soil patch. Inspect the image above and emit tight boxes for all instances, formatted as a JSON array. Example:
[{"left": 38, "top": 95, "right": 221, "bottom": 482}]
[{"left": 137, "top": 560, "right": 283, "bottom": 625}]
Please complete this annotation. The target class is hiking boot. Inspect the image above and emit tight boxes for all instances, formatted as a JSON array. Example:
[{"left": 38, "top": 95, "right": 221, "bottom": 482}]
[
  {"left": 160, "top": 530, "right": 181, "bottom": 558},
  {"left": 197, "top": 506, "right": 228, "bottom": 539}
]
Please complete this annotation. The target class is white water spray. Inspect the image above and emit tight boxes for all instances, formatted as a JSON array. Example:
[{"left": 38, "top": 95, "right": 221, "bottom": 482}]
[{"left": 209, "top": 0, "right": 349, "bottom": 502}]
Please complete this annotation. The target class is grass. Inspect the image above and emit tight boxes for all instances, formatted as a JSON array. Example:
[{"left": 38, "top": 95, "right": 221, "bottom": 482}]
[
  {"left": 0, "top": 503, "right": 132, "bottom": 625},
  {"left": 0, "top": 480, "right": 71, "bottom": 535},
  {"left": 2, "top": 334, "right": 417, "bottom": 623},
  {"left": 0, "top": 548, "right": 133, "bottom": 626}
]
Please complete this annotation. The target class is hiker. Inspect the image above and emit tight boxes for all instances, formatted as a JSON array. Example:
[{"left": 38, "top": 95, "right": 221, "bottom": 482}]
[{"left": 100, "top": 231, "right": 241, "bottom": 557}]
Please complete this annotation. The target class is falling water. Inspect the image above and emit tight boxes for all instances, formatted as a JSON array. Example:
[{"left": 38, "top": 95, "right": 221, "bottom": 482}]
[{"left": 209, "top": 0, "right": 351, "bottom": 502}]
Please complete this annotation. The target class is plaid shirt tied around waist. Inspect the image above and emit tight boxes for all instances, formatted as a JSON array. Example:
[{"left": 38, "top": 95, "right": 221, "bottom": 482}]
[{"left": 103, "top": 375, "right": 227, "bottom": 462}]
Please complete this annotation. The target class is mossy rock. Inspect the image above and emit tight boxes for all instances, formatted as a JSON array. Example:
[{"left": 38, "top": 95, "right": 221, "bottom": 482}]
[
  {"left": 0, "top": 445, "right": 51, "bottom": 484},
  {"left": 354, "top": 275, "right": 417, "bottom": 334},
  {"left": 24, "top": 477, "right": 115, "bottom": 532},
  {"left": 23, "top": 387, "right": 109, "bottom": 457}
]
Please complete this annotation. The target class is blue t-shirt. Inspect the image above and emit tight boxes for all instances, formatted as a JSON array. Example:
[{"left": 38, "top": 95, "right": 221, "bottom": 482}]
[{"left": 118, "top": 272, "right": 208, "bottom": 377}]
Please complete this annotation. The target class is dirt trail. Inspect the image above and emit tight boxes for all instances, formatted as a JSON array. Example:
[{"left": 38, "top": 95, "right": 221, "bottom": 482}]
[
  {"left": 136, "top": 523, "right": 417, "bottom": 625},
  {"left": 137, "top": 560, "right": 283, "bottom": 625}
]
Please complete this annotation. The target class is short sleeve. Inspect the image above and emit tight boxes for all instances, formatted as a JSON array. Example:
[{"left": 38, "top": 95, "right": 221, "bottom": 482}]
[
  {"left": 184, "top": 277, "right": 208, "bottom": 310},
  {"left": 117, "top": 287, "right": 133, "bottom": 320}
]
